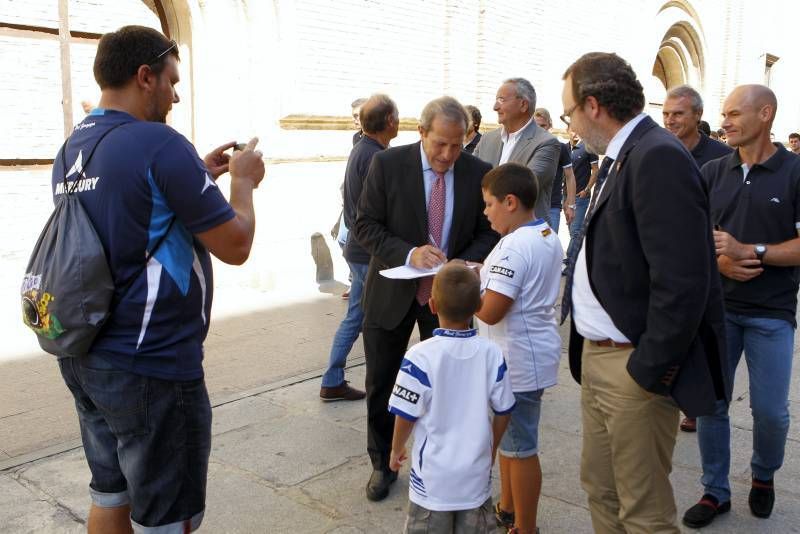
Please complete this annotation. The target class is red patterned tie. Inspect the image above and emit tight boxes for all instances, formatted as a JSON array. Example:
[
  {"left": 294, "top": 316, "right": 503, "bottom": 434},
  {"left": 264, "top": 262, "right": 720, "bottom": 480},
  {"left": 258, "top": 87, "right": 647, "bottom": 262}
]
[{"left": 416, "top": 170, "right": 446, "bottom": 306}]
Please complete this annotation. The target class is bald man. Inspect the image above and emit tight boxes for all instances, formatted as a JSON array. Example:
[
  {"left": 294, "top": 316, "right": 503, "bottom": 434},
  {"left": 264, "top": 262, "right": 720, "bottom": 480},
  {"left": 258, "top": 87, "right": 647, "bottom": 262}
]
[{"left": 683, "top": 85, "right": 800, "bottom": 528}]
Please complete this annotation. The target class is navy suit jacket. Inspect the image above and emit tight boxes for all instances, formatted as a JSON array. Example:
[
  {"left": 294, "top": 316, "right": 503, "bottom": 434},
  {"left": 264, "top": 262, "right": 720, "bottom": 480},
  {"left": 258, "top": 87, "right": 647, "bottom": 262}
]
[{"left": 567, "top": 116, "right": 731, "bottom": 417}]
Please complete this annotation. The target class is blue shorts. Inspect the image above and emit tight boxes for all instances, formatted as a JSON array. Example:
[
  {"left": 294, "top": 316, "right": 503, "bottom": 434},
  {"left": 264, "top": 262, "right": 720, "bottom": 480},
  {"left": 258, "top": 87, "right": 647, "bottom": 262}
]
[
  {"left": 59, "top": 354, "right": 211, "bottom": 533},
  {"left": 499, "top": 389, "right": 543, "bottom": 459}
]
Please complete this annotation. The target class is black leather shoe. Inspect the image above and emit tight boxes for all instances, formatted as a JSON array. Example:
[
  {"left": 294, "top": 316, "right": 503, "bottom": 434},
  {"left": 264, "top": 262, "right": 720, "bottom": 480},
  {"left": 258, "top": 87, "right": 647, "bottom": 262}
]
[
  {"left": 749, "top": 478, "right": 775, "bottom": 518},
  {"left": 365, "top": 469, "right": 398, "bottom": 502},
  {"left": 682, "top": 494, "right": 731, "bottom": 528}
]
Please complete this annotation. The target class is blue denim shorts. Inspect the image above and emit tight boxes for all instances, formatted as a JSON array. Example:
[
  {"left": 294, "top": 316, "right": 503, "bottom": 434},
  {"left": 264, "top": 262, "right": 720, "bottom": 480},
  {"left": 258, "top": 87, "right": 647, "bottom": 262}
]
[
  {"left": 59, "top": 354, "right": 211, "bottom": 533},
  {"left": 499, "top": 389, "right": 543, "bottom": 458}
]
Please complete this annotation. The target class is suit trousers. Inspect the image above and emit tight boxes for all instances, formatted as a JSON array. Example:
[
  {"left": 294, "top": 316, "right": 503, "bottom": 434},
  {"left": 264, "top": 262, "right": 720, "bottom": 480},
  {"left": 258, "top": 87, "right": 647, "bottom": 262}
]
[
  {"left": 580, "top": 340, "right": 680, "bottom": 534},
  {"left": 363, "top": 301, "right": 438, "bottom": 471}
]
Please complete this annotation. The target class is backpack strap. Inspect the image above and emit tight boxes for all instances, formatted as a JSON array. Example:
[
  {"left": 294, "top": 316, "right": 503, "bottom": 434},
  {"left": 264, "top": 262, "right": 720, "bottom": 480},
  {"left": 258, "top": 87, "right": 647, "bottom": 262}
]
[
  {"left": 58, "top": 120, "right": 177, "bottom": 314},
  {"left": 60, "top": 121, "right": 128, "bottom": 194}
]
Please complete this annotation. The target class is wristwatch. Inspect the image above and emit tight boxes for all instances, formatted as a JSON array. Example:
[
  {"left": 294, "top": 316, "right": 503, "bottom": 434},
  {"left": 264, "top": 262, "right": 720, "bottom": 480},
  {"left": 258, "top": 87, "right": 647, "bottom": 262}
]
[
  {"left": 566, "top": 204, "right": 576, "bottom": 210},
  {"left": 754, "top": 244, "right": 767, "bottom": 262}
]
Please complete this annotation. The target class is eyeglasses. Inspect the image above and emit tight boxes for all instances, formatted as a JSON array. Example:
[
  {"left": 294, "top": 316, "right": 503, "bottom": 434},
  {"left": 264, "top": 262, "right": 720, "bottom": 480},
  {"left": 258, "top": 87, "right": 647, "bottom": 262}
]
[
  {"left": 148, "top": 40, "right": 177, "bottom": 66},
  {"left": 560, "top": 103, "right": 580, "bottom": 127},
  {"left": 495, "top": 95, "right": 521, "bottom": 104}
]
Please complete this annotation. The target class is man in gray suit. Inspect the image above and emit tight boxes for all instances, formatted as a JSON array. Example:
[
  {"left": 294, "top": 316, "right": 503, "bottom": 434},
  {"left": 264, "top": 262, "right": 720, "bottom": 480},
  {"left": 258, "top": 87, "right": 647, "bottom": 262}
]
[{"left": 474, "top": 78, "right": 561, "bottom": 225}]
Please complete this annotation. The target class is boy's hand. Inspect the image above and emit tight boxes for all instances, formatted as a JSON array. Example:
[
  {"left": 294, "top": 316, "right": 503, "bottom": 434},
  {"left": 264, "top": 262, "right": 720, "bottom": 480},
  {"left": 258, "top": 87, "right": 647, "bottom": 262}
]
[{"left": 389, "top": 447, "right": 407, "bottom": 471}]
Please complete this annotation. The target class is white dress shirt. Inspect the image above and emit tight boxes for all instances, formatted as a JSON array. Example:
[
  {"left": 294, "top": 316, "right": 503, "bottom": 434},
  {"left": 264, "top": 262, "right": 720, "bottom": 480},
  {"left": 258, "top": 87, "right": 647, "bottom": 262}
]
[
  {"left": 572, "top": 113, "right": 647, "bottom": 342},
  {"left": 499, "top": 116, "right": 534, "bottom": 165}
]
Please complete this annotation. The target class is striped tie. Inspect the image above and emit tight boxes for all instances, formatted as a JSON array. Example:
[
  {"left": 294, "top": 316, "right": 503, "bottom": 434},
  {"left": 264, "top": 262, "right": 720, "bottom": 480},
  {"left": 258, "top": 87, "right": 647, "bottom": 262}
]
[
  {"left": 416, "top": 170, "right": 446, "bottom": 306},
  {"left": 560, "top": 157, "right": 614, "bottom": 324}
]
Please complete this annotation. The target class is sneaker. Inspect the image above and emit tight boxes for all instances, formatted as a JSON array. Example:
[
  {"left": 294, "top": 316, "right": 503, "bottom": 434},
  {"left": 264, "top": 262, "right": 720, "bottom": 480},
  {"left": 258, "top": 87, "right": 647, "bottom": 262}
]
[
  {"left": 494, "top": 502, "right": 515, "bottom": 530},
  {"left": 749, "top": 478, "right": 775, "bottom": 518},
  {"left": 320, "top": 381, "right": 365, "bottom": 402},
  {"left": 682, "top": 494, "right": 731, "bottom": 528}
]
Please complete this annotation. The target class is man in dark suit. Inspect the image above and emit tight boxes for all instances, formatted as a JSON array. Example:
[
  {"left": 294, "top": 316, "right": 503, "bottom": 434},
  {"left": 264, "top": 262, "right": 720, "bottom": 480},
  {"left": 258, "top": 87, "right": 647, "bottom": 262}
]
[
  {"left": 353, "top": 96, "right": 498, "bottom": 502},
  {"left": 560, "top": 52, "right": 731, "bottom": 533}
]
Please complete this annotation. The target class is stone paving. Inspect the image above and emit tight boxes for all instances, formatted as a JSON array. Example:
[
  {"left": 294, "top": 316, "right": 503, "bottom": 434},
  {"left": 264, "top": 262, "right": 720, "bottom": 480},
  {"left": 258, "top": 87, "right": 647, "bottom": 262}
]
[
  {"left": 1, "top": 296, "right": 799, "bottom": 532},
  {"left": 2, "top": 162, "right": 799, "bottom": 532}
]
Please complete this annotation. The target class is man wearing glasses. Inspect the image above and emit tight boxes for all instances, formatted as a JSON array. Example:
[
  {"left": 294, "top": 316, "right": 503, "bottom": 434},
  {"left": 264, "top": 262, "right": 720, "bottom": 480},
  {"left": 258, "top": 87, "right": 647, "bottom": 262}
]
[
  {"left": 474, "top": 78, "right": 560, "bottom": 226},
  {"left": 560, "top": 52, "right": 730, "bottom": 533},
  {"left": 54, "top": 26, "right": 265, "bottom": 533}
]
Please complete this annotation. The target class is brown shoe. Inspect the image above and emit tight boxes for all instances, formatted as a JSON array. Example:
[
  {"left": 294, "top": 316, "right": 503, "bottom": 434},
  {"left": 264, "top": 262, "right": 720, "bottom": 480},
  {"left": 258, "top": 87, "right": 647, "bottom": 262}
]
[
  {"left": 320, "top": 381, "right": 365, "bottom": 402},
  {"left": 680, "top": 417, "right": 697, "bottom": 432},
  {"left": 341, "top": 290, "right": 350, "bottom": 300}
]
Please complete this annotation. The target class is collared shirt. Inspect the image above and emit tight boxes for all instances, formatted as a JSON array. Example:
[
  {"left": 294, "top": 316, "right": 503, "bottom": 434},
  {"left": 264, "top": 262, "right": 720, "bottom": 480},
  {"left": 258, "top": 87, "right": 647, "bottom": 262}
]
[
  {"left": 572, "top": 112, "right": 648, "bottom": 342},
  {"left": 387, "top": 333, "right": 514, "bottom": 511},
  {"left": 499, "top": 116, "right": 534, "bottom": 165},
  {"left": 571, "top": 142, "right": 599, "bottom": 190},
  {"left": 51, "top": 109, "right": 234, "bottom": 380},
  {"left": 702, "top": 143, "right": 800, "bottom": 326},
  {"left": 691, "top": 133, "right": 732, "bottom": 168},
  {"left": 405, "top": 144, "right": 456, "bottom": 264}
]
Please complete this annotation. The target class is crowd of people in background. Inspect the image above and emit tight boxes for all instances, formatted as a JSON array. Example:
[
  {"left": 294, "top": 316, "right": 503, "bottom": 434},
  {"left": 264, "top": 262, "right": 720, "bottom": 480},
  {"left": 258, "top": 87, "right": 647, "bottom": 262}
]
[
  {"left": 49, "top": 22, "right": 800, "bottom": 534},
  {"left": 325, "top": 54, "right": 800, "bottom": 534}
]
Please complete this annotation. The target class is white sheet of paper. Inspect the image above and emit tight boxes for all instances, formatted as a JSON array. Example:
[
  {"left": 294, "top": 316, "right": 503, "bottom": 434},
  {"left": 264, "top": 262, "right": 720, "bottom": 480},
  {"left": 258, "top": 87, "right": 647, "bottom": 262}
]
[
  {"left": 379, "top": 264, "right": 442, "bottom": 280},
  {"left": 379, "top": 262, "right": 478, "bottom": 280}
]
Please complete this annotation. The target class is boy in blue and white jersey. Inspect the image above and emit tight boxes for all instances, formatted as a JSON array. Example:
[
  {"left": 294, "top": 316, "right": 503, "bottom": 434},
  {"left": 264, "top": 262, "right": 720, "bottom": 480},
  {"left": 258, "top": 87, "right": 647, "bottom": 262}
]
[
  {"left": 475, "top": 163, "right": 563, "bottom": 534},
  {"left": 389, "top": 263, "right": 515, "bottom": 533}
]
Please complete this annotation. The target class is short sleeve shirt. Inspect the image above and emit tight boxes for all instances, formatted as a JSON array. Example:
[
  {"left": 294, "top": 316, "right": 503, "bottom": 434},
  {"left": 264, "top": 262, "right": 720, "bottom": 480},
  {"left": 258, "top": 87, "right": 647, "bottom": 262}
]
[
  {"left": 51, "top": 109, "right": 235, "bottom": 380},
  {"left": 388, "top": 329, "right": 514, "bottom": 511},
  {"left": 476, "top": 219, "right": 563, "bottom": 391},
  {"left": 571, "top": 142, "right": 599, "bottom": 190},
  {"left": 550, "top": 142, "right": 573, "bottom": 208},
  {"left": 702, "top": 144, "right": 800, "bottom": 325},
  {"left": 691, "top": 133, "right": 733, "bottom": 168}
]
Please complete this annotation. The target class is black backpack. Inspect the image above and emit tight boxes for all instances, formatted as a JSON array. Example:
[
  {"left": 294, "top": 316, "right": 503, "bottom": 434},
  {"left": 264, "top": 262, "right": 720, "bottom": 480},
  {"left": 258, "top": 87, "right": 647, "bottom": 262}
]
[{"left": 21, "top": 123, "right": 173, "bottom": 357}]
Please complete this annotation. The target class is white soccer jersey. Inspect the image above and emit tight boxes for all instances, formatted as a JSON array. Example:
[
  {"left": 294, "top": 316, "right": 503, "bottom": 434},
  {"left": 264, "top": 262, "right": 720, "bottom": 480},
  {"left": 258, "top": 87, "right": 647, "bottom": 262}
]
[
  {"left": 388, "top": 329, "right": 515, "bottom": 511},
  {"left": 477, "top": 219, "right": 563, "bottom": 392}
]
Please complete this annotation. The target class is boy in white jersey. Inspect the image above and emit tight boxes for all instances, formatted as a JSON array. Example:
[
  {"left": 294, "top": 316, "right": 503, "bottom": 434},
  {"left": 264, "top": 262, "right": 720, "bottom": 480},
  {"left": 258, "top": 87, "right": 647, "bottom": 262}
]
[
  {"left": 388, "top": 263, "right": 515, "bottom": 533},
  {"left": 475, "top": 163, "right": 563, "bottom": 534}
]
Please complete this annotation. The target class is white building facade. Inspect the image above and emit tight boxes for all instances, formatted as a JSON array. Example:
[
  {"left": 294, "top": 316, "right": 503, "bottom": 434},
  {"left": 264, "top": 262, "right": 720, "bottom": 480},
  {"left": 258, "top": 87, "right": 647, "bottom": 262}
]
[{"left": 1, "top": 0, "right": 798, "bottom": 164}]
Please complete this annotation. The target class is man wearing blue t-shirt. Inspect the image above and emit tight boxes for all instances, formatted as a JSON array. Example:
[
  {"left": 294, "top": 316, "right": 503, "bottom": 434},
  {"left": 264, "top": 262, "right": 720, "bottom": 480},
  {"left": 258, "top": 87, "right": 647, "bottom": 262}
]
[{"left": 54, "top": 26, "right": 265, "bottom": 534}]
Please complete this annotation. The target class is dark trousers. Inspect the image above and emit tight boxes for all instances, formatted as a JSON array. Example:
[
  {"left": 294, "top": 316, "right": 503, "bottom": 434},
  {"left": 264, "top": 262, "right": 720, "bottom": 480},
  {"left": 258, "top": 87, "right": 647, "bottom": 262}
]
[{"left": 363, "top": 301, "right": 438, "bottom": 471}]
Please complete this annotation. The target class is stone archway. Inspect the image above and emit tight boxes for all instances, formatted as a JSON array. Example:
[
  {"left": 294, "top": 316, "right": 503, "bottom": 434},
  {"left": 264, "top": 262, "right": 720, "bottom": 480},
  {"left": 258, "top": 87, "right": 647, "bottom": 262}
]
[{"left": 651, "top": 1, "right": 706, "bottom": 96}]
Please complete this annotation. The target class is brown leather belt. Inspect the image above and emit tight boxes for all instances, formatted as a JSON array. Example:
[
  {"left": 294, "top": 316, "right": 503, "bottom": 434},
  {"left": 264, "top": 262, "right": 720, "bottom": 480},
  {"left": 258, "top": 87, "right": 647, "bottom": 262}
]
[{"left": 590, "top": 339, "right": 634, "bottom": 349}]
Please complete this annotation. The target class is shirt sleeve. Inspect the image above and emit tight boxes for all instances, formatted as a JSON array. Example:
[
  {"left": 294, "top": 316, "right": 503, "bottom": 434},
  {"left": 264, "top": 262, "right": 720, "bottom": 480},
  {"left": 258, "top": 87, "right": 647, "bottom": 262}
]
[
  {"left": 588, "top": 152, "right": 599, "bottom": 164},
  {"left": 483, "top": 246, "right": 526, "bottom": 300},
  {"left": 490, "top": 347, "right": 516, "bottom": 415},
  {"left": 559, "top": 143, "right": 573, "bottom": 168},
  {"left": 388, "top": 354, "right": 431, "bottom": 422},
  {"left": 150, "top": 134, "right": 235, "bottom": 234}
]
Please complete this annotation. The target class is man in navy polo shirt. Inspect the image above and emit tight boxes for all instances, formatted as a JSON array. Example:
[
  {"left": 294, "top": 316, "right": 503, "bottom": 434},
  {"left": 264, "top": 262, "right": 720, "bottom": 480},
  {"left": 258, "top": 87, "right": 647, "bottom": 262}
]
[
  {"left": 663, "top": 85, "right": 732, "bottom": 170},
  {"left": 663, "top": 85, "right": 732, "bottom": 434},
  {"left": 54, "top": 26, "right": 265, "bottom": 533},
  {"left": 683, "top": 84, "right": 800, "bottom": 528}
]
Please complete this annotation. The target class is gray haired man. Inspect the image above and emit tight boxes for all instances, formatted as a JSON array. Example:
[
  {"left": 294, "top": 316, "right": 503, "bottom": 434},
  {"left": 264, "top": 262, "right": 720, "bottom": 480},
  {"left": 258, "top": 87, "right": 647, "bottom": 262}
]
[
  {"left": 354, "top": 96, "right": 498, "bottom": 502},
  {"left": 475, "top": 78, "right": 560, "bottom": 225}
]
